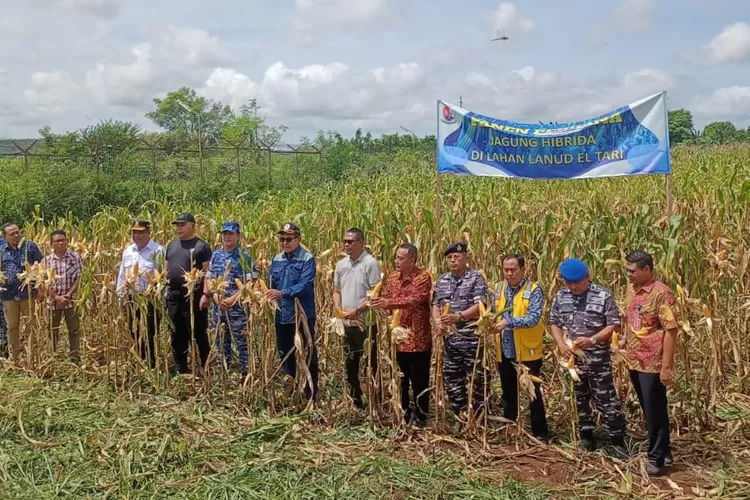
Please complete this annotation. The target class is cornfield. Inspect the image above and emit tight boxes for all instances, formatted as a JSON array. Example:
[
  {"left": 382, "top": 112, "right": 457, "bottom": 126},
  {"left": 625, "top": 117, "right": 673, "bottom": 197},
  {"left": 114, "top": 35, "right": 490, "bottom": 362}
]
[{"left": 3, "top": 143, "right": 750, "bottom": 450}]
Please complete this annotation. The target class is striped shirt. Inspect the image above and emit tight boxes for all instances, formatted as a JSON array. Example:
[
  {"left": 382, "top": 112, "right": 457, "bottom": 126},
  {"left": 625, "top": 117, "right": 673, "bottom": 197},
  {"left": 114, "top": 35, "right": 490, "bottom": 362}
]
[{"left": 43, "top": 251, "right": 84, "bottom": 310}]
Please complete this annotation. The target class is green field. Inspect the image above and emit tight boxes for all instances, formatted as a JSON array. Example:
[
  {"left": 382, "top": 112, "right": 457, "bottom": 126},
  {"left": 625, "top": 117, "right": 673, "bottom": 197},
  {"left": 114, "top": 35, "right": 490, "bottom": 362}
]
[{"left": 1, "top": 143, "right": 749, "bottom": 498}]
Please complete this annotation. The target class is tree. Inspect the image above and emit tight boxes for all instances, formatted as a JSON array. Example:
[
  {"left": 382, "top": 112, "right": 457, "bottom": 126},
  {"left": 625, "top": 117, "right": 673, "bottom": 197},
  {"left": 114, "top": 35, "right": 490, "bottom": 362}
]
[
  {"left": 668, "top": 109, "right": 697, "bottom": 145},
  {"left": 701, "top": 121, "right": 737, "bottom": 145},
  {"left": 78, "top": 119, "right": 142, "bottom": 154},
  {"left": 145, "top": 87, "right": 234, "bottom": 146},
  {"left": 238, "top": 99, "right": 288, "bottom": 149}
]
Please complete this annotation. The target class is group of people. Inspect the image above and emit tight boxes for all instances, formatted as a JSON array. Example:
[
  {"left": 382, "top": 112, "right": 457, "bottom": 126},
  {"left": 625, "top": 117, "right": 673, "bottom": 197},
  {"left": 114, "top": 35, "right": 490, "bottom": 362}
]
[
  {"left": 321, "top": 228, "right": 677, "bottom": 477},
  {"left": 0, "top": 217, "right": 679, "bottom": 476}
]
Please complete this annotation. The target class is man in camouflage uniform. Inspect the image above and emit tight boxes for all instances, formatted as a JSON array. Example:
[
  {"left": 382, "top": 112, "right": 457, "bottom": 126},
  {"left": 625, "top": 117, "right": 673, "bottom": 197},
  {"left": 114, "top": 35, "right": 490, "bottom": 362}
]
[
  {"left": 549, "top": 258, "right": 628, "bottom": 458},
  {"left": 432, "top": 242, "right": 489, "bottom": 418},
  {"left": 203, "top": 221, "right": 258, "bottom": 381}
]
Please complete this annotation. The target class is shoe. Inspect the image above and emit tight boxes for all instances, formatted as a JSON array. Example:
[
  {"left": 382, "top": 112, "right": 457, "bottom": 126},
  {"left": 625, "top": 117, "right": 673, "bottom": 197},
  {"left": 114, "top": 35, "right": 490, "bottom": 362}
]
[
  {"left": 534, "top": 434, "right": 550, "bottom": 444},
  {"left": 610, "top": 445, "right": 629, "bottom": 460},
  {"left": 608, "top": 435, "right": 629, "bottom": 460},
  {"left": 579, "top": 430, "right": 596, "bottom": 452},
  {"left": 579, "top": 438, "right": 596, "bottom": 452},
  {"left": 665, "top": 452, "right": 673, "bottom": 466},
  {"left": 647, "top": 462, "right": 665, "bottom": 476}
]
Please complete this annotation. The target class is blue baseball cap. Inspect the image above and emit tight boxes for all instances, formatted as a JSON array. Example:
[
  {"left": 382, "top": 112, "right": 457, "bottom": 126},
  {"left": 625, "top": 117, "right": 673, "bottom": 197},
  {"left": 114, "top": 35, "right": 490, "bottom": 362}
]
[
  {"left": 220, "top": 221, "right": 240, "bottom": 233},
  {"left": 559, "top": 258, "right": 588, "bottom": 282}
]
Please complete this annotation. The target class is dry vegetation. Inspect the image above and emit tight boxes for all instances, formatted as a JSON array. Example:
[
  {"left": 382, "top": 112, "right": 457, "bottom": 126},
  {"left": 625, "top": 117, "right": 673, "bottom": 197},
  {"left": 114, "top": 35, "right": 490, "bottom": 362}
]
[{"left": 1, "top": 144, "right": 750, "bottom": 498}]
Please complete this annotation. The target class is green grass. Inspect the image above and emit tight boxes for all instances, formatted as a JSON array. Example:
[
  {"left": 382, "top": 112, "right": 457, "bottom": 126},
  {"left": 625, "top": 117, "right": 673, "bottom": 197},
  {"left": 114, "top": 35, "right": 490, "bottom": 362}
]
[
  {"left": 2, "top": 370, "right": 748, "bottom": 500},
  {"left": 0, "top": 372, "right": 550, "bottom": 499}
]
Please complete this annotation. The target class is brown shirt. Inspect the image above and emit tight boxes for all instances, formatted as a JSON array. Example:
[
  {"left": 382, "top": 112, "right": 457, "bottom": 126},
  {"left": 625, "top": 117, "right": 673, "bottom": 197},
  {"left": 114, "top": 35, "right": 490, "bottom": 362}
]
[
  {"left": 381, "top": 267, "right": 433, "bottom": 352},
  {"left": 625, "top": 278, "right": 680, "bottom": 373}
]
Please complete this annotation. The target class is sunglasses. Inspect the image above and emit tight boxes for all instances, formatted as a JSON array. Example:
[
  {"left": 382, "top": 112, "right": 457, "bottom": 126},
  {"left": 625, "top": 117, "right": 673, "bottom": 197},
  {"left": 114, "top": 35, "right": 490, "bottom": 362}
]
[
  {"left": 342, "top": 239, "right": 360, "bottom": 244},
  {"left": 279, "top": 236, "right": 296, "bottom": 243}
]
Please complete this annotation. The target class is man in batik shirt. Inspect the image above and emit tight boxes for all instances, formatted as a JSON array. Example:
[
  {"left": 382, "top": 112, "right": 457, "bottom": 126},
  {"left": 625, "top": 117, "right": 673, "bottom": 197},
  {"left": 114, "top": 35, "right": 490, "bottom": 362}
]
[
  {"left": 622, "top": 250, "right": 679, "bottom": 477},
  {"left": 371, "top": 243, "right": 433, "bottom": 426}
]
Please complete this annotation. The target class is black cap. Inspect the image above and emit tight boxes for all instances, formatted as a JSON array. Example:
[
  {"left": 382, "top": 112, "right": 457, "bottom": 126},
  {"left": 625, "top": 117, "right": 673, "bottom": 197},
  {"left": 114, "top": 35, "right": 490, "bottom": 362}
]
[
  {"left": 172, "top": 212, "right": 196, "bottom": 224},
  {"left": 443, "top": 241, "right": 468, "bottom": 256},
  {"left": 131, "top": 220, "right": 151, "bottom": 231},
  {"left": 277, "top": 222, "right": 301, "bottom": 235}
]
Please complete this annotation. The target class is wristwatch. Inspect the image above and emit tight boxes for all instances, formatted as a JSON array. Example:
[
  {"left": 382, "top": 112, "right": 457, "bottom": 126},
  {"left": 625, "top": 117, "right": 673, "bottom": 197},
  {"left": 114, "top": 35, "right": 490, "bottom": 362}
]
[{"left": 457, "top": 312, "right": 465, "bottom": 322}]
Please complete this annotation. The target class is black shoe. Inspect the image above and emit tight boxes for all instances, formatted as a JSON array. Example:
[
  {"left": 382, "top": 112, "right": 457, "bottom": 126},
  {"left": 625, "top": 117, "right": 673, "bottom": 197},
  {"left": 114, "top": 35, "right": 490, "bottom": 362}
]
[
  {"left": 610, "top": 445, "right": 629, "bottom": 460},
  {"left": 579, "top": 438, "right": 596, "bottom": 452},
  {"left": 647, "top": 461, "right": 665, "bottom": 476},
  {"left": 533, "top": 433, "right": 550, "bottom": 444}
]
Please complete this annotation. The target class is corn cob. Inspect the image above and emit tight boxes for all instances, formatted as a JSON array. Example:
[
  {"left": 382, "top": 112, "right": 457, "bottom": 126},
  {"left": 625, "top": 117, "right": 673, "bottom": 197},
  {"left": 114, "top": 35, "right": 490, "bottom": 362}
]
[
  {"left": 391, "top": 309, "right": 402, "bottom": 327},
  {"left": 371, "top": 281, "right": 383, "bottom": 297}
]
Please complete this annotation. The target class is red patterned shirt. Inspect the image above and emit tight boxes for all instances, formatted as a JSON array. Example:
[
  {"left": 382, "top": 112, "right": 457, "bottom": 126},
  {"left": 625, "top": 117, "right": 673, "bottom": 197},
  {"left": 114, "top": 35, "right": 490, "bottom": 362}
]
[
  {"left": 625, "top": 278, "right": 679, "bottom": 373},
  {"left": 381, "top": 267, "right": 432, "bottom": 353},
  {"left": 44, "top": 251, "right": 83, "bottom": 310}
]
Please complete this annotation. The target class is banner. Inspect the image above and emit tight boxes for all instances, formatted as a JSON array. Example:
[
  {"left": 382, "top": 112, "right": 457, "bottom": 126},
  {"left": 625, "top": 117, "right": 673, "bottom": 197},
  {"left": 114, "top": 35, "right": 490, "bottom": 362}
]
[{"left": 437, "top": 92, "right": 670, "bottom": 179}]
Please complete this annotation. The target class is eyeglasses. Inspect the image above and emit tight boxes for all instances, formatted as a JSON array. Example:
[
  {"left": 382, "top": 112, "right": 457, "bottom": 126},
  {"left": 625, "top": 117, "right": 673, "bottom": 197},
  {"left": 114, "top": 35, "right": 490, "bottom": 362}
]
[
  {"left": 51, "top": 239, "right": 67, "bottom": 244},
  {"left": 279, "top": 237, "right": 296, "bottom": 243},
  {"left": 342, "top": 239, "right": 359, "bottom": 245}
]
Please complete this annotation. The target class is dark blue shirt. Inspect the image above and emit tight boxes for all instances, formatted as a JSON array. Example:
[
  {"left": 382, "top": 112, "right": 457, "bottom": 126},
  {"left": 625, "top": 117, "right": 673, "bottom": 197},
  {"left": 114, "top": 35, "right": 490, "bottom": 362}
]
[
  {"left": 1, "top": 240, "right": 44, "bottom": 301},
  {"left": 207, "top": 246, "right": 258, "bottom": 312},
  {"left": 269, "top": 245, "right": 316, "bottom": 324}
]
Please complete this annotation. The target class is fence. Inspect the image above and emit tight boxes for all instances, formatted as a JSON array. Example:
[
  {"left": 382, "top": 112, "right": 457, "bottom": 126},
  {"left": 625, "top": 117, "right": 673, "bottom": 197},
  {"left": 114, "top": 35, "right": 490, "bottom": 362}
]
[
  {"left": 0, "top": 139, "right": 336, "bottom": 190},
  {"left": 0, "top": 137, "right": 437, "bottom": 193}
]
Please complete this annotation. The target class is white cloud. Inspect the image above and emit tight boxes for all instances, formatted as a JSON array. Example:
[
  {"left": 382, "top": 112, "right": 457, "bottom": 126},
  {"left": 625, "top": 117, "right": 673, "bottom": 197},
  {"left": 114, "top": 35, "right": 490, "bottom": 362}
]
[
  {"left": 56, "top": 0, "right": 120, "bottom": 18},
  {"left": 457, "top": 66, "right": 672, "bottom": 123},
  {"left": 493, "top": 2, "right": 534, "bottom": 37},
  {"left": 85, "top": 43, "right": 154, "bottom": 106},
  {"left": 699, "top": 22, "right": 750, "bottom": 65},
  {"left": 615, "top": 0, "right": 656, "bottom": 31},
  {"left": 293, "top": 0, "right": 390, "bottom": 42},
  {"left": 692, "top": 86, "right": 750, "bottom": 123},
  {"left": 161, "top": 26, "right": 227, "bottom": 67},
  {"left": 258, "top": 61, "right": 424, "bottom": 120},
  {"left": 24, "top": 71, "right": 78, "bottom": 111},
  {"left": 200, "top": 68, "right": 258, "bottom": 109}
]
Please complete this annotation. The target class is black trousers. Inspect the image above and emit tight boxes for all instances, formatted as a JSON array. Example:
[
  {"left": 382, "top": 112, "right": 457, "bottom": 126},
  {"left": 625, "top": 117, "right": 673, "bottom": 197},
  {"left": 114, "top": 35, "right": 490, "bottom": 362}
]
[
  {"left": 166, "top": 293, "right": 209, "bottom": 373},
  {"left": 630, "top": 370, "right": 671, "bottom": 466},
  {"left": 126, "top": 301, "right": 160, "bottom": 368},
  {"left": 499, "top": 354, "right": 549, "bottom": 438},
  {"left": 275, "top": 319, "right": 319, "bottom": 400},
  {"left": 397, "top": 350, "right": 431, "bottom": 423},
  {"left": 344, "top": 324, "right": 379, "bottom": 406}
]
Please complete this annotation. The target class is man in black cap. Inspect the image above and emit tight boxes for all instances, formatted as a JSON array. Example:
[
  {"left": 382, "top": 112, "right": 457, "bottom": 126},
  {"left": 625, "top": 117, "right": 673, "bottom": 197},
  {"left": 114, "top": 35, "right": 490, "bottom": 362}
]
[
  {"left": 265, "top": 222, "right": 319, "bottom": 401},
  {"left": 431, "top": 241, "right": 489, "bottom": 420},
  {"left": 116, "top": 220, "right": 165, "bottom": 368},
  {"left": 164, "top": 212, "right": 212, "bottom": 375}
]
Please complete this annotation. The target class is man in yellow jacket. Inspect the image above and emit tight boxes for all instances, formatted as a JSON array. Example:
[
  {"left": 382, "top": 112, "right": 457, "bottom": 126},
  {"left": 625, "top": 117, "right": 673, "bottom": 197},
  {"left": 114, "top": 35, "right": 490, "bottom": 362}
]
[{"left": 492, "top": 253, "right": 549, "bottom": 441}]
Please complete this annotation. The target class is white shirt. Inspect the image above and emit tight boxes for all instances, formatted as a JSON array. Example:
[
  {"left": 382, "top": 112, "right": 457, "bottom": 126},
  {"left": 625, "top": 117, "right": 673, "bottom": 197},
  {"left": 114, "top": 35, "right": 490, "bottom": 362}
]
[{"left": 116, "top": 239, "right": 166, "bottom": 297}]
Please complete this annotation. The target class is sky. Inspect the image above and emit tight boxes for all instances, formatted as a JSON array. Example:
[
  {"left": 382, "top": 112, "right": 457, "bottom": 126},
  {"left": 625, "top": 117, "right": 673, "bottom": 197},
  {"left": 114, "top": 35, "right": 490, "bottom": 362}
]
[{"left": 0, "top": 0, "right": 749, "bottom": 142}]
